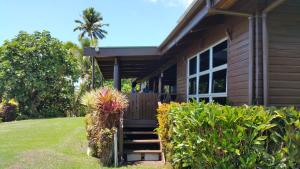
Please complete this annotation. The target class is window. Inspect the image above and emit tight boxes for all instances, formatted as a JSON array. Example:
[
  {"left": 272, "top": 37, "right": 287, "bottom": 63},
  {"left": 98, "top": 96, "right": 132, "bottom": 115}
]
[
  {"left": 187, "top": 39, "right": 228, "bottom": 104},
  {"left": 189, "top": 57, "right": 197, "bottom": 75},
  {"left": 198, "top": 74, "right": 209, "bottom": 94},
  {"left": 188, "top": 77, "right": 197, "bottom": 95}
]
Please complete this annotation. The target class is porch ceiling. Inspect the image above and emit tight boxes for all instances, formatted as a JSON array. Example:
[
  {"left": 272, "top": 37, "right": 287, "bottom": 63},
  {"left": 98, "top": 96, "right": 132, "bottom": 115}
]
[{"left": 84, "top": 47, "right": 162, "bottom": 79}]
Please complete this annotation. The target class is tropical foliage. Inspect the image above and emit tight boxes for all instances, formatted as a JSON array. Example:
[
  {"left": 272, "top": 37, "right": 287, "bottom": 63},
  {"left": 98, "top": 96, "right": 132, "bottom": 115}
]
[
  {"left": 82, "top": 87, "right": 128, "bottom": 166},
  {"left": 74, "top": 7, "right": 108, "bottom": 46},
  {"left": 64, "top": 40, "right": 103, "bottom": 116},
  {"left": 103, "top": 79, "right": 134, "bottom": 93},
  {"left": 157, "top": 102, "right": 300, "bottom": 168},
  {"left": 0, "top": 99, "right": 18, "bottom": 122},
  {"left": 0, "top": 31, "right": 80, "bottom": 118}
]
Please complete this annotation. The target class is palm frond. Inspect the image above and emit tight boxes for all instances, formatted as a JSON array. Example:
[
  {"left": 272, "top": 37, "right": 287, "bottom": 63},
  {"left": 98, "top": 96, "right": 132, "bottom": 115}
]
[
  {"left": 78, "top": 31, "right": 87, "bottom": 40},
  {"left": 75, "top": 20, "right": 83, "bottom": 24},
  {"left": 74, "top": 7, "right": 107, "bottom": 45}
]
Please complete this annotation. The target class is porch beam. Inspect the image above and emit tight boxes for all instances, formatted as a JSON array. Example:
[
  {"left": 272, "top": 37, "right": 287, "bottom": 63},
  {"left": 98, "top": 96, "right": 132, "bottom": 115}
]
[
  {"left": 137, "top": 57, "right": 176, "bottom": 83},
  {"left": 113, "top": 58, "right": 121, "bottom": 90},
  {"left": 158, "top": 73, "right": 163, "bottom": 94}
]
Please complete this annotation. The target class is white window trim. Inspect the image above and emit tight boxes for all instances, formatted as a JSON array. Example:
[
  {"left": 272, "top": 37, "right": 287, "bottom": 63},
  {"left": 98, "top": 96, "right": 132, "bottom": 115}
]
[{"left": 187, "top": 38, "right": 228, "bottom": 102}]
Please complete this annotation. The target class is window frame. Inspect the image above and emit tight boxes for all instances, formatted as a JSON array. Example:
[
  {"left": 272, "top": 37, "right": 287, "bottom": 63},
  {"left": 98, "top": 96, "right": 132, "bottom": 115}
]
[{"left": 187, "top": 38, "right": 228, "bottom": 102}]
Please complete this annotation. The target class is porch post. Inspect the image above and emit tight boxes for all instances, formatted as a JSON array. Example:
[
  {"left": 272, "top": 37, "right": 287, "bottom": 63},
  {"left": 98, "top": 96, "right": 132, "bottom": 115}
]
[
  {"left": 158, "top": 73, "right": 163, "bottom": 94},
  {"left": 113, "top": 57, "right": 121, "bottom": 90},
  {"left": 91, "top": 56, "right": 95, "bottom": 89}
]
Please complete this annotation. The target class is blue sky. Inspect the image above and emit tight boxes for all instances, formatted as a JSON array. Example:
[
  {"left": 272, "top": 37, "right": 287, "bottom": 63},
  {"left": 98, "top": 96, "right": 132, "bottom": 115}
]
[{"left": 0, "top": 0, "right": 192, "bottom": 46}]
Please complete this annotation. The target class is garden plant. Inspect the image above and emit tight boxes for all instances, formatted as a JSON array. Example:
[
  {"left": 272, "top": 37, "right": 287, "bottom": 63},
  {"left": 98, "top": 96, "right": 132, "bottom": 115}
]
[
  {"left": 157, "top": 102, "right": 300, "bottom": 169},
  {"left": 81, "top": 87, "right": 128, "bottom": 166}
]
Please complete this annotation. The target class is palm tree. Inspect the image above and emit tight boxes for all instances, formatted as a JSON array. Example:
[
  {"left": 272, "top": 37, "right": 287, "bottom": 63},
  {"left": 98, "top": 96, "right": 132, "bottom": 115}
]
[
  {"left": 74, "top": 7, "right": 108, "bottom": 88},
  {"left": 74, "top": 7, "right": 108, "bottom": 46}
]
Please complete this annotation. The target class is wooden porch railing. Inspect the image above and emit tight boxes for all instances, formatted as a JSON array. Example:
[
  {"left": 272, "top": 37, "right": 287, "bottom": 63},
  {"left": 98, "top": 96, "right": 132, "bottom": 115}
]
[
  {"left": 123, "top": 93, "right": 184, "bottom": 123},
  {"left": 117, "top": 92, "right": 183, "bottom": 163},
  {"left": 124, "top": 93, "right": 159, "bottom": 121}
]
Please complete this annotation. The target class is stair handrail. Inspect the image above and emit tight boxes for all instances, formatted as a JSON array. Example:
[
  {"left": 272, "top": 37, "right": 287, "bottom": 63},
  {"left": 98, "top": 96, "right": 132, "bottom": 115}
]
[{"left": 118, "top": 110, "right": 124, "bottom": 163}]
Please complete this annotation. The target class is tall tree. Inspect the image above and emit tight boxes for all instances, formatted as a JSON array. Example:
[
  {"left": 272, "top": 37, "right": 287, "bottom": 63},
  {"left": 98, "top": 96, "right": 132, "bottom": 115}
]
[
  {"left": 0, "top": 31, "right": 80, "bottom": 118},
  {"left": 74, "top": 7, "right": 108, "bottom": 88}
]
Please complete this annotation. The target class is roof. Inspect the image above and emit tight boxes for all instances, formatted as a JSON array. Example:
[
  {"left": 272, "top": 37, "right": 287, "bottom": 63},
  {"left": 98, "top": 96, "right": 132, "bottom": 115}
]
[
  {"left": 84, "top": 0, "right": 241, "bottom": 79},
  {"left": 158, "top": 0, "right": 207, "bottom": 52}
]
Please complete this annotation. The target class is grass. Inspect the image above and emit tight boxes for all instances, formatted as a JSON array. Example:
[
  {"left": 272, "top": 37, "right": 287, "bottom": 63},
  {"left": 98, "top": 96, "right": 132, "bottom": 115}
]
[{"left": 0, "top": 117, "right": 159, "bottom": 169}]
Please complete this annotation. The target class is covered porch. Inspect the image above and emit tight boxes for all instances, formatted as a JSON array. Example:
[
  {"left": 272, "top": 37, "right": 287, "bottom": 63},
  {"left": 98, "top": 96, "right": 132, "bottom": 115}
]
[
  {"left": 84, "top": 46, "right": 180, "bottom": 128},
  {"left": 84, "top": 46, "right": 180, "bottom": 162}
]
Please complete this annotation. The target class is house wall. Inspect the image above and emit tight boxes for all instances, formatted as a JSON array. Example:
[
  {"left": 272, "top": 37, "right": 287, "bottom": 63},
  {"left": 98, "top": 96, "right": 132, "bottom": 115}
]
[
  {"left": 176, "top": 16, "right": 250, "bottom": 105},
  {"left": 267, "top": 0, "right": 300, "bottom": 107}
]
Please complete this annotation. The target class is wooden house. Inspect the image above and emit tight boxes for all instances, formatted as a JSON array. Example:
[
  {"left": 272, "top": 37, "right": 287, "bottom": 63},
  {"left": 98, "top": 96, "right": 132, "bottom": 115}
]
[{"left": 84, "top": 0, "right": 300, "bottom": 163}]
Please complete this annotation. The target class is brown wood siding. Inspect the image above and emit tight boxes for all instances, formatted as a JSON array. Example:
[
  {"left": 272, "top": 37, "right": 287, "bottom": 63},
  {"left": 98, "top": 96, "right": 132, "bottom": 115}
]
[
  {"left": 268, "top": 0, "right": 300, "bottom": 107},
  {"left": 175, "top": 16, "right": 250, "bottom": 105},
  {"left": 227, "top": 18, "right": 250, "bottom": 105}
]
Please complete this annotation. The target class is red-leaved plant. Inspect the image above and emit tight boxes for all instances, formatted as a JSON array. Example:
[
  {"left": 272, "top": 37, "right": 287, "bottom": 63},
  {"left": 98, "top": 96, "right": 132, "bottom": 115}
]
[
  {"left": 81, "top": 87, "right": 128, "bottom": 165},
  {"left": 95, "top": 87, "right": 128, "bottom": 128}
]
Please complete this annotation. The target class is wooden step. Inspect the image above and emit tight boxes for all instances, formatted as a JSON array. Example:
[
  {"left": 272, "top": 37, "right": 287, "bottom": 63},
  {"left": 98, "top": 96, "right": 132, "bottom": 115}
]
[
  {"left": 124, "top": 131, "right": 155, "bottom": 135},
  {"left": 124, "top": 139, "right": 161, "bottom": 144},
  {"left": 125, "top": 149, "right": 162, "bottom": 154}
]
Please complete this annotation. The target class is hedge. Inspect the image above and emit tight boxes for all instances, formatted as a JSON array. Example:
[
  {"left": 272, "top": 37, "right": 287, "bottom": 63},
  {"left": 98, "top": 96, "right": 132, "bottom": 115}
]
[
  {"left": 0, "top": 102, "right": 17, "bottom": 122},
  {"left": 157, "top": 102, "right": 300, "bottom": 168}
]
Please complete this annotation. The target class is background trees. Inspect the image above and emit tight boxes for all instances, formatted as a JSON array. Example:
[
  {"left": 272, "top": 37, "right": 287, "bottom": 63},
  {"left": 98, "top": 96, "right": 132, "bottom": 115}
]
[
  {"left": 74, "top": 7, "right": 108, "bottom": 89},
  {"left": 64, "top": 39, "right": 103, "bottom": 116},
  {"left": 0, "top": 8, "right": 132, "bottom": 119},
  {"left": 0, "top": 31, "right": 80, "bottom": 118}
]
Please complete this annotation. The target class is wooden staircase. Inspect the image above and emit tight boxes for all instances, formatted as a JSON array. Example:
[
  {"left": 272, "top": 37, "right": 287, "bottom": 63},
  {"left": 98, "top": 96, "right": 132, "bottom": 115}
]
[{"left": 123, "top": 127, "right": 163, "bottom": 162}]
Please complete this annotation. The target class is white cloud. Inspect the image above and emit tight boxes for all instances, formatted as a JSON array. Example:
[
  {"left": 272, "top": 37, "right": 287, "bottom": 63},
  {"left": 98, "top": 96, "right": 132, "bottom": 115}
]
[{"left": 146, "top": 0, "right": 194, "bottom": 8}]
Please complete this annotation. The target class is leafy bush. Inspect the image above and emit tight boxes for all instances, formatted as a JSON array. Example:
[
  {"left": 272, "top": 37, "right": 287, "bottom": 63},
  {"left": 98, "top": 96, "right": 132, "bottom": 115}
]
[
  {"left": 157, "top": 102, "right": 179, "bottom": 161},
  {"left": 0, "top": 101, "right": 18, "bottom": 122},
  {"left": 82, "top": 87, "right": 128, "bottom": 166},
  {"left": 157, "top": 102, "right": 300, "bottom": 168},
  {"left": 15, "top": 114, "right": 29, "bottom": 121},
  {"left": 0, "top": 31, "right": 80, "bottom": 118}
]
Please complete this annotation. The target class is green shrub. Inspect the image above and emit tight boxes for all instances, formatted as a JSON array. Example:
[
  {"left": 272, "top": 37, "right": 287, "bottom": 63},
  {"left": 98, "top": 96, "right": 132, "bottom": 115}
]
[
  {"left": 157, "top": 102, "right": 300, "bottom": 168},
  {"left": 156, "top": 102, "right": 180, "bottom": 161},
  {"left": 0, "top": 101, "right": 17, "bottom": 122},
  {"left": 15, "top": 114, "right": 29, "bottom": 121},
  {"left": 82, "top": 87, "right": 128, "bottom": 166}
]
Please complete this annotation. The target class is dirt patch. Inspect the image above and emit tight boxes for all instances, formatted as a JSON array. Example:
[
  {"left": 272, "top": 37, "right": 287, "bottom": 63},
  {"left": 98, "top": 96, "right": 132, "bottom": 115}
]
[
  {"left": 124, "top": 161, "right": 172, "bottom": 169},
  {"left": 6, "top": 149, "right": 72, "bottom": 169}
]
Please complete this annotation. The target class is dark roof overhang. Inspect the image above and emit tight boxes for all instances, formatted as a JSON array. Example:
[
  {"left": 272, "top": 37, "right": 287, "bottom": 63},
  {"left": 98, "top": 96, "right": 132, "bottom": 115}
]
[{"left": 84, "top": 47, "right": 162, "bottom": 79}]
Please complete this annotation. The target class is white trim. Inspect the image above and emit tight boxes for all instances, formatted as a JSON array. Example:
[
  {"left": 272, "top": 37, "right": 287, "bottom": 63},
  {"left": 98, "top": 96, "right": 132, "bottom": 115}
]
[
  {"left": 186, "top": 56, "right": 189, "bottom": 102},
  {"left": 196, "top": 54, "right": 199, "bottom": 100},
  {"left": 209, "top": 48, "right": 213, "bottom": 101},
  {"left": 187, "top": 38, "right": 228, "bottom": 103}
]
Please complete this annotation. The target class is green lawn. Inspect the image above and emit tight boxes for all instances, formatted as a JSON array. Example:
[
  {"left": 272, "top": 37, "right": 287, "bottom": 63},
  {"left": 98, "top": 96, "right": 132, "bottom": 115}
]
[{"left": 0, "top": 117, "right": 158, "bottom": 169}]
